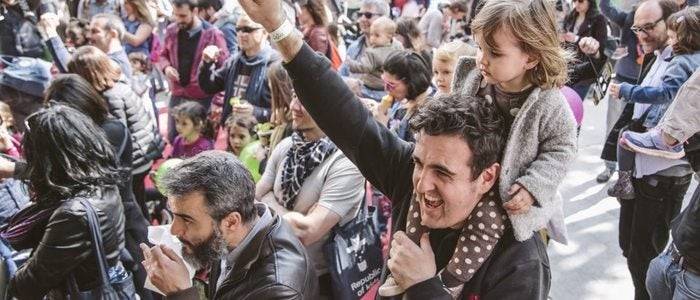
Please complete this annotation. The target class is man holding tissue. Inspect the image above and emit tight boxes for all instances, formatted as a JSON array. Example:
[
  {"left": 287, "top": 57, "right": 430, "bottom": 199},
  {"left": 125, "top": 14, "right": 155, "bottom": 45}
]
[{"left": 140, "top": 151, "right": 318, "bottom": 299}]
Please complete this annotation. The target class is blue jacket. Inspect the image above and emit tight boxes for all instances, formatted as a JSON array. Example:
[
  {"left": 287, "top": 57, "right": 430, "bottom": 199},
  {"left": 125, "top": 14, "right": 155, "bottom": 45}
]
[
  {"left": 338, "top": 35, "right": 367, "bottom": 77},
  {"left": 620, "top": 51, "right": 700, "bottom": 128}
]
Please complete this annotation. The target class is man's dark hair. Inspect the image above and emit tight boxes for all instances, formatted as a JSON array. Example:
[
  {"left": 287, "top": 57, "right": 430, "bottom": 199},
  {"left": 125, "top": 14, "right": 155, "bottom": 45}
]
[
  {"left": 410, "top": 94, "right": 506, "bottom": 179},
  {"left": 45, "top": 74, "right": 109, "bottom": 125},
  {"left": 24, "top": 105, "right": 119, "bottom": 204},
  {"left": 383, "top": 51, "right": 432, "bottom": 100},
  {"left": 172, "top": 0, "right": 199, "bottom": 10},
  {"left": 162, "top": 151, "right": 256, "bottom": 223}
]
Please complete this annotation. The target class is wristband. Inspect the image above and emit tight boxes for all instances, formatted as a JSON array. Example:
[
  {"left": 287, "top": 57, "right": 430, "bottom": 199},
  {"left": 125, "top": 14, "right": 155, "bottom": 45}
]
[{"left": 269, "top": 18, "right": 294, "bottom": 43}]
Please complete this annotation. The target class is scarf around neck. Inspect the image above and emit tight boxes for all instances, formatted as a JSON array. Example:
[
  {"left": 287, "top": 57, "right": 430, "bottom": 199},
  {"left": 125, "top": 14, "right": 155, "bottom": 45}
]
[{"left": 278, "top": 132, "right": 337, "bottom": 209}]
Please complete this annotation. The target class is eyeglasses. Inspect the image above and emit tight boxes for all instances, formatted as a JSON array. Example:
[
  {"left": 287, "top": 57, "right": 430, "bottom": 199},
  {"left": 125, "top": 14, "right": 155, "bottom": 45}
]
[
  {"left": 235, "top": 26, "right": 263, "bottom": 33},
  {"left": 357, "top": 12, "right": 378, "bottom": 19},
  {"left": 631, "top": 18, "right": 664, "bottom": 36},
  {"left": 574, "top": 0, "right": 586, "bottom": 3}
]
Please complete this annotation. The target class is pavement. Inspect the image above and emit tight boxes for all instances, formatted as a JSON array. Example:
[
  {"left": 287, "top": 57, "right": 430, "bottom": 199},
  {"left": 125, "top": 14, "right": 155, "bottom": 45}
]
[{"left": 549, "top": 98, "right": 698, "bottom": 300}]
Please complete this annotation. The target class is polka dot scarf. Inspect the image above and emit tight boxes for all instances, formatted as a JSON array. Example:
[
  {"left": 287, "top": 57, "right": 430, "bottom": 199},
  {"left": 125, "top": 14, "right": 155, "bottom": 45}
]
[{"left": 404, "top": 191, "right": 507, "bottom": 298}]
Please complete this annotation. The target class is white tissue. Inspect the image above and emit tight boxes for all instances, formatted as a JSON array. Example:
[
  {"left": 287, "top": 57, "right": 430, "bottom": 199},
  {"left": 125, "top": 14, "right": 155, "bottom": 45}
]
[{"left": 144, "top": 225, "right": 197, "bottom": 295}]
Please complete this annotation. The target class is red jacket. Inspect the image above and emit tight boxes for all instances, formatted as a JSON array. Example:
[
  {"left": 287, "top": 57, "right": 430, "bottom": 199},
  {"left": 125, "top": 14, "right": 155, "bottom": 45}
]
[{"left": 157, "top": 20, "right": 229, "bottom": 99}]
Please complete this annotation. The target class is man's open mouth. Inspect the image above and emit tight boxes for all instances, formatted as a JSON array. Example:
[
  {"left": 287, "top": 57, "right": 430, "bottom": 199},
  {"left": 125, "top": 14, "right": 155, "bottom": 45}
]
[{"left": 423, "top": 195, "right": 444, "bottom": 208}]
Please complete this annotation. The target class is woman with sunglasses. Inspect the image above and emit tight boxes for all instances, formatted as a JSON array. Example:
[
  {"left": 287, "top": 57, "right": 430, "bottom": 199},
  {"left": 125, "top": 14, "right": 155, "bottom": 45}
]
[
  {"left": 562, "top": 0, "right": 608, "bottom": 99},
  {"left": 379, "top": 50, "right": 433, "bottom": 143},
  {"left": 6, "top": 104, "right": 130, "bottom": 299}
]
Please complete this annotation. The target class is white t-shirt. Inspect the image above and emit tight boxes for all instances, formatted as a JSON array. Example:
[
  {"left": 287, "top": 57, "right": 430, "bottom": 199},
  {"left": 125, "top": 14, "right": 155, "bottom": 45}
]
[{"left": 257, "top": 136, "right": 365, "bottom": 275}]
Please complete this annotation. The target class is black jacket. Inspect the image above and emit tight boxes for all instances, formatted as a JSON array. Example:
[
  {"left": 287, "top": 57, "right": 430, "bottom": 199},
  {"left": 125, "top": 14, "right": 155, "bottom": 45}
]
[
  {"left": 9, "top": 186, "right": 126, "bottom": 299},
  {"left": 672, "top": 185, "right": 700, "bottom": 266},
  {"left": 167, "top": 208, "right": 318, "bottom": 300},
  {"left": 102, "top": 79, "right": 165, "bottom": 171},
  {"left": 284, "top": 43, "right": 551, "bottom": 299},
  {"left": 564, "top": 12, "right": 609, "bottom": 84}
]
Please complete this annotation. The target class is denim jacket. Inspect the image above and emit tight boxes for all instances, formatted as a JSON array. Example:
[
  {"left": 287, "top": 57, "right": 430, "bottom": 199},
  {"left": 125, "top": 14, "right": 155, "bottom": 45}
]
[{"left": 620, "top": 50, "right": 700, "bottom": 128}]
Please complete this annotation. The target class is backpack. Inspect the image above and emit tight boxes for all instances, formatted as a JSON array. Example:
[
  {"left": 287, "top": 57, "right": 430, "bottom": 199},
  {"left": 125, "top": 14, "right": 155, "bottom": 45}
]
[{"left": 13, "top": 0, "right": 44, "bottom": 58}]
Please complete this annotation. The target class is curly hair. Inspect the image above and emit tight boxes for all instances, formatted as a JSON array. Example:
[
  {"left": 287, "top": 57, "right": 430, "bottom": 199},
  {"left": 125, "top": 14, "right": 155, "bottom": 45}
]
[
  {"left": 24, "top": 105, "right": 119, "bottom": 204},
  {"left": 301, "top": 0, "right": 329, "bottom": 26},
  {"left": 410, "top": 94, "right": 505, "bottom": 179},
  {"left": 471, "top": 0, "right": 571, "bottom": 89},
  {"left": 667, "top": 6, "right": 700, "bottom": 55}
]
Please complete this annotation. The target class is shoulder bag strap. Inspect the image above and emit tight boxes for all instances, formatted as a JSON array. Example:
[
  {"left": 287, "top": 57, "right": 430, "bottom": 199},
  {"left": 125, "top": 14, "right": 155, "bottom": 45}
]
[
  {"left": 78, "top": 199, "right": 113, "bottom": 287},
  {"left": 116, "top": 123, "right": 129, "bottom": 159}
]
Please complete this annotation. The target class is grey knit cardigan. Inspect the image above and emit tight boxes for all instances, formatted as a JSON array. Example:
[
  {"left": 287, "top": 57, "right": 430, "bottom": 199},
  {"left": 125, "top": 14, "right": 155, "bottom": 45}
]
[{"left": 452, "top": 57, "right": 578, "bottom": 244}]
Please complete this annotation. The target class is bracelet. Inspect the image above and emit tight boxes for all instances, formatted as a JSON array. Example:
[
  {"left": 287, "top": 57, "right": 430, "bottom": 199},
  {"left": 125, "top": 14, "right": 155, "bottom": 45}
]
[{"left": 269, "top": 18, "right": 294, "bottom": 43}]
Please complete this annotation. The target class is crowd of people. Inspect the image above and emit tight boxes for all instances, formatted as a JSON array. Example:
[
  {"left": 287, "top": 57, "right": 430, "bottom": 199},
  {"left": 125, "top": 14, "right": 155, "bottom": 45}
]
[{"left": 0, "top": 0, "right": 699, "bottom": 298}]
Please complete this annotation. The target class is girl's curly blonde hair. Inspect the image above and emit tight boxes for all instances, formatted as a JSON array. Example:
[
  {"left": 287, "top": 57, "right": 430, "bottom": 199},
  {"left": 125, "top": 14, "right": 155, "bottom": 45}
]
[{"left": 471, "top": 0, "right": 572, "bottom": 89}]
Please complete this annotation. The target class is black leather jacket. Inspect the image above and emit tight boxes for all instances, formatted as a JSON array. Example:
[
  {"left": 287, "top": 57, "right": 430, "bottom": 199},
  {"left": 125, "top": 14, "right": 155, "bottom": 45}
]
[
  {"left": 167, "top": 208, "right": 319, "bottom": 300},
  {"left": 9, "top": 186, "right": 126, "bottom": 299}
]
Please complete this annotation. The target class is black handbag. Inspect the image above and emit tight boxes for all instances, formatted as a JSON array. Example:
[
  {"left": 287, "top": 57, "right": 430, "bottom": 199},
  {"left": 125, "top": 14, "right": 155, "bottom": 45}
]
[
  {"left": 67, "top": 200, "right": 137, "bottom": 300},
  {"left": 323, "top": 184, "right": 383, "bottom": 300},
  {"left": 587, "top": 54, "right": 613, "bottom": 105}
]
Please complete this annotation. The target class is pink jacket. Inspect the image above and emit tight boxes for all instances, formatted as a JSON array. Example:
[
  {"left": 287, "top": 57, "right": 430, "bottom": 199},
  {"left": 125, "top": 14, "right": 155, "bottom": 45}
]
[{"left": 157, "top": 21, "right": 229, "bottom": 99}]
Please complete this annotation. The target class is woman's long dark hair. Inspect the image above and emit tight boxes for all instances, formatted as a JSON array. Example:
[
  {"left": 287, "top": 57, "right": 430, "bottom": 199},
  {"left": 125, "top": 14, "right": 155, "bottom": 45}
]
[
  {"left": 44, "top": 74, "right": 110, "bottom": 125},
  {"left": 564, "top": 0, "right": 600, "bottom": 31},
  {"left": 24, "top": 105, "right": 119, "bottom": 204}
]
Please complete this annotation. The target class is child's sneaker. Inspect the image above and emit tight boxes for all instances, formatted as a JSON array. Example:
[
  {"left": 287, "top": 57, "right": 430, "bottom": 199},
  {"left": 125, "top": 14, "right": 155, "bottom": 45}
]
[
  {"left": 621, "top": 130, "right": 685, "bottom": 160},
  {"left": 607, "top": 170, "right": 635, "bottom": 200}
]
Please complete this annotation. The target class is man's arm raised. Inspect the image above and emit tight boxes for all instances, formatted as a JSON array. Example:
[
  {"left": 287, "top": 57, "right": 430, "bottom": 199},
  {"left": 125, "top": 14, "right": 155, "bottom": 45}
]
[{"left": 238, "top": 0, "right": 415, "bottom": 203}]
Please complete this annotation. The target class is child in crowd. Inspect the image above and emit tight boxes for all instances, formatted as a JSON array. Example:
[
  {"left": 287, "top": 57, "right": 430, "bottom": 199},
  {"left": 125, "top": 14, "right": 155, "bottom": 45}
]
[
  {"left": 622, "top": 69, "right": 700, "bottom": 160},
  {"left": 226, "top": 113, "right": 257, "bottom": 156},
  {"left": 454, "top": 0, "right": 577, "bottom": 242},
  {"left": 225, "top": 114, "right": 265, "bottom": 181},
  {"left": 344, "top": 17, "right": 403, "bottom": 95},
  {"left": 0, "top": 102, "right": 20, "bottom": 158},
  {"left": 170, "top": 101, "right": 215, "bottom": 159},
  {"left": 432, "top": 41, "right": 477, "bottom": 95},
  {"left": 128, "top": 52, "right": 159, "bottom": 123},
  {"left": 608, "top": 7, "right": 700, "bottom": 199}
]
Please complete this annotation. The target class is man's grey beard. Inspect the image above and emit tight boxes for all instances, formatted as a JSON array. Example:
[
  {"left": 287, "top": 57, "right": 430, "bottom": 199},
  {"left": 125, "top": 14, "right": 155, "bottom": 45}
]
[{"left": 181, "top": 225, "right": 229, "bottom": 270}]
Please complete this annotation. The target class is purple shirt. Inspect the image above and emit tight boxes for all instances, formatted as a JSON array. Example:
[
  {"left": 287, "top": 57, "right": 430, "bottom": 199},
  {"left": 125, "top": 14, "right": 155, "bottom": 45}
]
[{"left": 171, "top": 135, "right": 214, "bottom": 158}]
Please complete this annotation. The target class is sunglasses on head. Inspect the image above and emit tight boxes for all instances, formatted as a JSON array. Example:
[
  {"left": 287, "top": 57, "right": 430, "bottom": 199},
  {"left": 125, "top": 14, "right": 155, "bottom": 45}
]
[
  {"left": 358, "top": 12, "right": 378, "bottom": 19},
  {"left": 236, "top": 26, "right": 262, "bottom": 33}
]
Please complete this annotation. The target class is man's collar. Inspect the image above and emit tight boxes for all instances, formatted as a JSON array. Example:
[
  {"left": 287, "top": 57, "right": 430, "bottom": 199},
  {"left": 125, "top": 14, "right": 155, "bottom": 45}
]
[
  {"left": 186, "top": 19, "right": 203, "bottom": 37},
  {"left": 223, "top": 203, "right": 272, "bottom": 267},
  {"left": 654, "top": 45, "right": 673, "bottom": 59}
]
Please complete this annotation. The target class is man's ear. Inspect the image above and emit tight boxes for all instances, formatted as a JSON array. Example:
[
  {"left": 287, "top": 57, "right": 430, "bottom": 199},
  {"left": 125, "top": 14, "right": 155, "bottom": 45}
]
[
  {"left": 220, "top": 211, "right": 243, "bottom": 234},
  {"left": 476, "top": 163, "right": 500, "bottom": 195}
]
